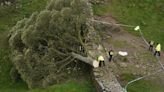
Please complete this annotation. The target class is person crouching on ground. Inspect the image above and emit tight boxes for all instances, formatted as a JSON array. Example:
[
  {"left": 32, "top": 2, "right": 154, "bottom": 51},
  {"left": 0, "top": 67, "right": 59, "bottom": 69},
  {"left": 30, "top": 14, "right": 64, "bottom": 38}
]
[
  {"left": 98, "top": 55, "right": 105, "bottom": 67},
  {"left": 108, "top": 50, "right": 114, "bottom": 62},
  {"left": 154, "top": 43, "right": 161, "bottom": 56}
]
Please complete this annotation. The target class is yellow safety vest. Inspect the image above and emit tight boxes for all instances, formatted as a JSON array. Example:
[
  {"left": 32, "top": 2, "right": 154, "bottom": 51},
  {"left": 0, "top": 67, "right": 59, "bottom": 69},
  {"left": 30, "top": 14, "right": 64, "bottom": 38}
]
[
  {"left": 98, "top": 56, "right": 104, "bottom": 61},
  {"left": 156, "top": 44, "right": 161, "bottom": 51}
]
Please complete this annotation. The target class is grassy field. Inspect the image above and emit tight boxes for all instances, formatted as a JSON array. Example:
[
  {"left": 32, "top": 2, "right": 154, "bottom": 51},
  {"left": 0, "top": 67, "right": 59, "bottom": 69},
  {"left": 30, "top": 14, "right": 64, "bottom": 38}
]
[
  {"left": 29, "top": 80, "right": 95, "bottom": 92},
  {"left": 92, "top": 0, "right": 164, "bottom": 50},
  {"left": 0, "top": 0, "right": 47, "bottom": 92},
  {"left": 1, "top": 0, "right": 164, "bottom": 92},
  {"left": 0, "top": 0, "right": 96, "bottom": 92},
  {"left": 0, "top": 0, "right": 48, "bottom": 32},
  {"left": 120, "top": 73, "right": 164, "bottom": 92},
  {"left": 92, "top": 0, "right": 164, "bottom": 92}
]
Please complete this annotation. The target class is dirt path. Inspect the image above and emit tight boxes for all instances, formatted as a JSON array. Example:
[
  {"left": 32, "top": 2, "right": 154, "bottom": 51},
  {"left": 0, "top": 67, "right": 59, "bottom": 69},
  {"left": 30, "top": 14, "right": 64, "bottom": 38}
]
[{"left": 92, "top": 14, "right": 164, "bottom": 87}]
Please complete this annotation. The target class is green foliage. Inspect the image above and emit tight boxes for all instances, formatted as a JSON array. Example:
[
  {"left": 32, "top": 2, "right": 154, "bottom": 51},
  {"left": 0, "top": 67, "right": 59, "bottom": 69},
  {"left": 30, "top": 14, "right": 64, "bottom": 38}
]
[
  {"left": 0, "top": 49, "right": 28, "bottom": 92},
  {"left": 9, "top": 0, "right": 93, "bottom": 89},
  {"left": 90, "top": 0, "right": 109, "bottom": 5},
  {"left": 1, "top": 0, "right": 95, "bottom": 91},
  {"left": 10, "top": 67, "right": 20, "bottom": 82},
  {"left": 0, "top": 0, "right": 48, "bottom": 91},
  {"left": 46, "top": 0, "right": 72, "bottom": 11}
]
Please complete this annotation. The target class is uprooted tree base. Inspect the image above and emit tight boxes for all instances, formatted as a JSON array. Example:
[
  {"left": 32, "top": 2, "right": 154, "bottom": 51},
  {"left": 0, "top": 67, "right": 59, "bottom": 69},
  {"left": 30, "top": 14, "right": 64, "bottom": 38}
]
[{"left": 9, "top": 0, "right": 94, "bottom": 89}]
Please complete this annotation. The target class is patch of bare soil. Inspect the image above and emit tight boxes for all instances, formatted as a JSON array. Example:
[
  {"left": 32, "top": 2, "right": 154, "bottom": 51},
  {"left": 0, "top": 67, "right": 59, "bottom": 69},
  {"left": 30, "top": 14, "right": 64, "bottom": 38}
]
[{"left": 94, "top": 14, "right": 164, "bottom": 85}]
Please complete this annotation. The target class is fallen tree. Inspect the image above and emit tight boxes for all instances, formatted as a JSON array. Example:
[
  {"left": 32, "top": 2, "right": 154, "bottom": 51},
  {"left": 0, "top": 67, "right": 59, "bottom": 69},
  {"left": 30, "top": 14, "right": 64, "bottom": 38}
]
[
  {"left": 72, "top": 52, "right": 94, "bottom": 66},
  {"left": 8, "top": 0, "right": 94, "bottom": 89}
]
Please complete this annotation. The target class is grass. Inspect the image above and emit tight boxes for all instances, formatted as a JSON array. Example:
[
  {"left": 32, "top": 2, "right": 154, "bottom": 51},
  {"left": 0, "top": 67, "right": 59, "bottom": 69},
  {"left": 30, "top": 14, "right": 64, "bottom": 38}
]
[
  {"left": 128, "top": 80, "right": 164, "bottom": 92},
  {"left": 0, "top": 0, "right": 48, "bottom": 91},
  {"left": 92, "top": 3, "right": 111, "bottom": 16},
  {"left": 119, "top": 73, "right": 136, "bottom": 86},
  {"left": 29, "top": 80, "right": 96, "bottom": 92},
  {"left": 120, "top": 73, "right": 164, "bottom": 92},
  {"left": 0, "top": 48, "right": 28, "bottom": 92},
  {"left": 0, "top": 0, "right": 48, "bottom": 32},
  {"left": 92, "top": 0, "right": 164, "bottom": 50},
  {"left": 92, "top": 1, "right": 164, "bottom": 92},
  {"left": 111, "top": 40, "right": 128, "bottom": 48},
  {"left": 0, "top": 0, "right": 96, "bottom": 92},
  {"left": 139, "top": 52, "right": 157, "bottom": 62}
]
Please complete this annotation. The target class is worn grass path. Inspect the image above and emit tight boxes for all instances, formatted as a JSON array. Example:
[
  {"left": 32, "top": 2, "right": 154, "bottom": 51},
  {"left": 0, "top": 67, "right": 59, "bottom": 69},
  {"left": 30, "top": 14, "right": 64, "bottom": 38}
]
[
  {"left": 92, "top": 0, "right": 164, "bottom": 50},
  {"left": 93, "top": 15, "right": 164, "bottom": 92},
  {"left": 92, "top": 1, "right": 164, "bottom": 91}
]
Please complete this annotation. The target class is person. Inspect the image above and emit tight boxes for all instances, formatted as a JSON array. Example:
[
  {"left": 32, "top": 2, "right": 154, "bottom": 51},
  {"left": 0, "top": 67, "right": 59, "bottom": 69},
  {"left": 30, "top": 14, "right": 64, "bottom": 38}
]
[
  {"left": 154, "top": 43, "right": 161, "bottom": 56},
  {"left": 108, "top": 50, "right": 114, "bottom": 62},
  {"left": 98, "top": 55, "right": 105, "bottom": 67},
  {"left": 149, "top": 40, "right": 154, "bottom": 51}
]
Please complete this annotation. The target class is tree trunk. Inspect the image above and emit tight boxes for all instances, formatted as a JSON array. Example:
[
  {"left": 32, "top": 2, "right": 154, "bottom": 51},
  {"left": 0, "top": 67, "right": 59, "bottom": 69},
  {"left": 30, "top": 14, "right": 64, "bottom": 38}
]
[{"left": 71, "top": 52, "right": 94, "bottom": 66}]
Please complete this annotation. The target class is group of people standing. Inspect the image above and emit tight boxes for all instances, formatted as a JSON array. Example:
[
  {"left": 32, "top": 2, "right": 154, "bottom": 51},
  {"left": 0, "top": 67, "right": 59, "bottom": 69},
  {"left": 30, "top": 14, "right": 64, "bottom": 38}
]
[
  {"left": 149, "top": 41, "right": 161, "bottom": 56},
  {"left": 97, "top": 41, "right": 161, "bottom": 68},
  {"left": 98, "top": 50, "right": 114, "bottom": 67}
]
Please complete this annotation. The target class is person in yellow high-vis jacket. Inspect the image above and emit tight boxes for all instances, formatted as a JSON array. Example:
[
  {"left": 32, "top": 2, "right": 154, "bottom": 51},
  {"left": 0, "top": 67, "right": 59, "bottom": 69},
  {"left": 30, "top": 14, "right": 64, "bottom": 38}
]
[
  {"left": 154, "top": 43, "right": 161, "bottom": 56},
  {"left": 98, "top": 55, "right": 105, "bottom": 67}
]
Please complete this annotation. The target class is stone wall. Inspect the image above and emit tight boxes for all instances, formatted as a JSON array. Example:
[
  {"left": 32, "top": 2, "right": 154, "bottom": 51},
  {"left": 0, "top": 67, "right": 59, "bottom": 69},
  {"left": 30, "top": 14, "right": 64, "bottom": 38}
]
[{"left": 92, "top": 67, "right": 124, "bottom": 92}]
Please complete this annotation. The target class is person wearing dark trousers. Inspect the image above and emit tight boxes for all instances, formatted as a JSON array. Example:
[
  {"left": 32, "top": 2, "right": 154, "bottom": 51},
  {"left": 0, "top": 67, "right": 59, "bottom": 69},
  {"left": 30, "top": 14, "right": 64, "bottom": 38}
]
[
  {"left": 154, "top": 43, "right": 161, "bottom": 56},
  {"left": 149, "top": 40, "right": 154, "bottom": 52},
  {"left": 98, "top": 55, "right": 105, "bottom": 67},
  {"left": 108, "top": 50, "right": 114, "bottom": 62},
  {"left": 154, "top": 51, "right": 160, "bottom": 56}
]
